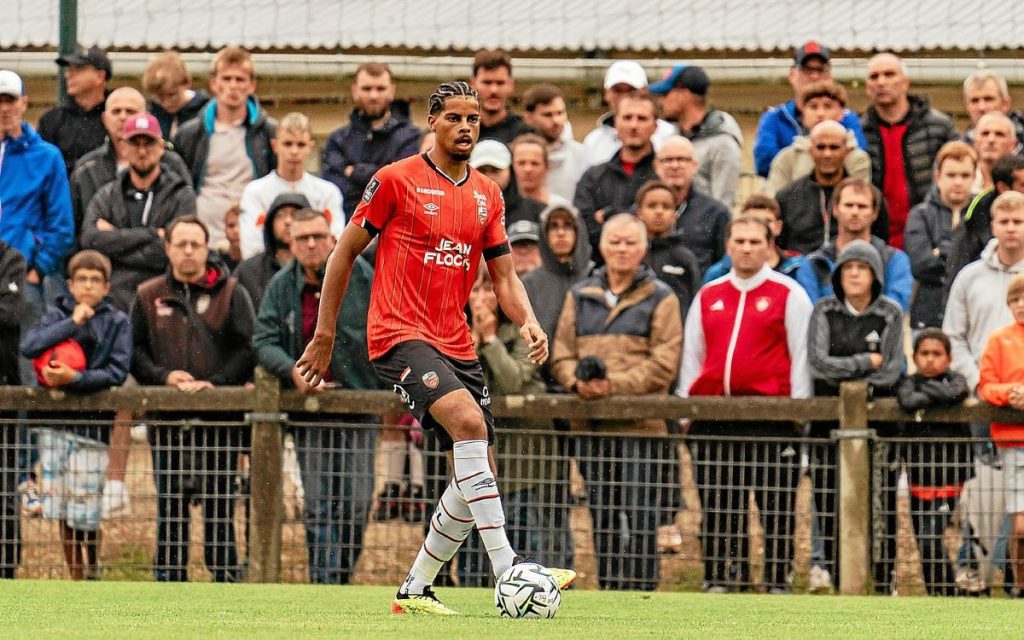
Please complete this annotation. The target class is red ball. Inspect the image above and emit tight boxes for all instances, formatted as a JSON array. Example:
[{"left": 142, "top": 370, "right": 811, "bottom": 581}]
[{"left": 33, "top": 338, "right": 87, "bottom": 386}]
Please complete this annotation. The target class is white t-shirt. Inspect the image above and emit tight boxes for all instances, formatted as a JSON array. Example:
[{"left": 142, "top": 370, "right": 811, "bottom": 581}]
[
  {"left": 239, "top": 171, "right": 345, "bottom": 259},
  {"left": 196, "top": 122, "right": 254, "bottom": 247}
]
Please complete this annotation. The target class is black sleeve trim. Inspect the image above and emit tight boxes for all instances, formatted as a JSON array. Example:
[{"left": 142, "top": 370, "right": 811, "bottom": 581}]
[
  {"left": 483, "top": 242, "right": 511, "bottom": 261},
  {"left": 360, "top": 219, "right": 381, "bottom": 239}
]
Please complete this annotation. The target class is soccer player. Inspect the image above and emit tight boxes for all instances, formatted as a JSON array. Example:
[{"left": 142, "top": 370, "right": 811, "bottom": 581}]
[{"left": 297, "top": 81, "right": 575, "bottom": 615}]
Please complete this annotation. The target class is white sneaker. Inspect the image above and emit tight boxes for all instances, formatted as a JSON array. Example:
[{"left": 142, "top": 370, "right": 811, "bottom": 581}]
[
  {"left": 808, "top": 565, "right": 834, "bottom": 594},
  {"left": 101, "top": 480, "right": 131, "bottom": 518}
]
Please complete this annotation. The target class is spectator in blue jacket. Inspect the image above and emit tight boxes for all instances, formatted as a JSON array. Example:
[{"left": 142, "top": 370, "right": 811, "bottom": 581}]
[
  {"left": 321, "top": 62, "right": 421, "bottom": 217},
  {"left": 805, "top": 178, "right": 913, "bottom": 309},
  {"left": 0, "top": 70, "right": 75, "bottom": 359},
  {"left": 703, "top": 194, "right": 819, "bottom": 299},
  {"left": 753, "top": 42, "right": 867, "bottom": 177}
]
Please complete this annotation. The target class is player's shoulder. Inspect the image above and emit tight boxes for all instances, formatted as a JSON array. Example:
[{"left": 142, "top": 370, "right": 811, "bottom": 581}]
[{"left": 376, "top": 154, "right": 427, "bottom": 182}]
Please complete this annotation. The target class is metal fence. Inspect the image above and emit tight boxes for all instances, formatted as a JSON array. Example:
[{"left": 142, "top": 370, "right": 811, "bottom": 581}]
[{"left": 1, "top": 376, "right": 1022, "bottom": 595}]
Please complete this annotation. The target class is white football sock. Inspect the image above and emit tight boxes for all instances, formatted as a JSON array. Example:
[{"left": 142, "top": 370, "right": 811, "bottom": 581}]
[
  {"left": 402, "top": 479, "right": 473, "bottom": 594},
  {"left": 452, "top": 439, "right": 516, "bottom": 578}
]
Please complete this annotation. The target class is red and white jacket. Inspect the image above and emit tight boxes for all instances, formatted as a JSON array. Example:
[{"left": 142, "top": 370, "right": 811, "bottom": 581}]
[{"left": 677, "top": 264, "right": 813, "bottom": 398}]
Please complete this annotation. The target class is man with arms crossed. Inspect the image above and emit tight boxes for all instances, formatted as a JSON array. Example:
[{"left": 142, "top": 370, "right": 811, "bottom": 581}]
[{"left": 297, "top": 82, "right": 574, "bottom": 615}]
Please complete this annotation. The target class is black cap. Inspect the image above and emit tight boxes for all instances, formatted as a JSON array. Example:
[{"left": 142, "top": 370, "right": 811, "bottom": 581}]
[
  {"left": 56, "top": 46, "right": 112, "bottom": 79},
  {"left": 649, "top": 65, "right": 710, "bottom": 97},
  {"left": 793, "top": 41, "right": 831, "bottom": 67},
  {"left": 267, "top": 192, "right": 311, "bottom": 218}
]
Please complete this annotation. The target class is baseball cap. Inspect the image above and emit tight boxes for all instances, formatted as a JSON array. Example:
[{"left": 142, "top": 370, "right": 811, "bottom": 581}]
[
  {"left": 603, "top": 61, "right": 648, "bottom": 90},
  {"left": 56, "top": 46, "right": 113, "bottom": 78},
  {"left": 0, "top": 70, "right": 24, "bottom": 98},
  {"left": 122, "top": 113, "right": 163, "bottom": 140},
  {"left": 267, "top": 192, "right": 311, "bottom": 218},
  {"left": 793, "top": 41, "right": 831, "bottom": 67},
  {"left": 469, "top": 139, "right": 512, "bottom": 170},
  {"left": 649, "top": 65, "right": 710, "bottom": 96},
  {"left": 507, "top": 220, "right": 540, "bottom": 244}
]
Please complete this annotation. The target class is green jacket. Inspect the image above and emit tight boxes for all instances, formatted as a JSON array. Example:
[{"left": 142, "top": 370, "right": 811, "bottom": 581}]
[{"left": 252, "top": 256, "right": 378, "bottom": 391}]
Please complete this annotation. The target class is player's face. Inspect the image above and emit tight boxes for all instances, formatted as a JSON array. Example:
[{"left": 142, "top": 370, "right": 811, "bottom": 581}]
[
  {"left": 525, "top": 97, "right": 567, "bottom": 143},
  {"left": 727, "top": 222, "right": 772, "bottom": 278},
  {"left": 289, "top": 217, "right": 335, "bottom": 271},
  {"left": 966, "top": 79, "right": 1010, "bottom": 125},
  {"left": 935, "top": 157, "right": 975, "bottom": 208},
  {"left": 800, "top": 96, "right": 843, "bottom": 129},
  {"left": 67, "top": 268, "right": 110, "bottom": 308},
  {"left": 428, "top": 97, "right": 481, "bottom": 162},
  {"left": 635, "top": 188, "right": 676, "bottom": 237},
  {"left": 600, "top": 222, "right": 647, "bottom": 276},
  {"left": 0, "top": 94, "right": 27, "bottom": 135},
  {"left": 512, "top": 143, "right": 547, "bottom": 193},
  {"left": 834, "top": 187, "right": 877, "bottom": 236},
  {"left": 471, "top": 67, "right": 513, "bottom": 116},
  {"left": 351, "top": 70, "right": 395, "bottom": 119},
  {"left": 272, "top": 129, "right": 314, "bottom": 172},
  {"left": 913, "top": 338, "right": 951, "bottom": 378},
  {"left": 166, "top": 223, "right": 209, "bottom": 281},
  {"left": 210, "top": 63, "right": 255, "bottom": 111}
]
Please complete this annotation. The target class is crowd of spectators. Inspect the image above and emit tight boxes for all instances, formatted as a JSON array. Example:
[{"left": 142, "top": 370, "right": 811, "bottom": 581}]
[{"left": 1, "top": 40, "right": 1024, "bottom": 595}]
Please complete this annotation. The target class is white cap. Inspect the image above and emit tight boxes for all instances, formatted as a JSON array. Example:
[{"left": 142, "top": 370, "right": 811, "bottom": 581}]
[
  {"left": 469, "top": 139, "right": 512, "bottom": 170},
  {"left": 603, "top": 61, "right": 647, "bottom": 90},
  {"left": 0, "top": 70, "right": 24, "bottom": 98}
]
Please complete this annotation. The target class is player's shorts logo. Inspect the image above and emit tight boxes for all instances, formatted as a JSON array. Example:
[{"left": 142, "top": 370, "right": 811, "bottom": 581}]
[
  {"left": 399, "top": 367, "right": 412, "bottom": 383},
  {"left": 422, "top": 371, "right": 440, "bottom": 390},
  {"left": 362, "top": 177, "right": 381, "bottom": 204},
  {"left": 392, "top": 384, "right": 415, "bottom": 409}
]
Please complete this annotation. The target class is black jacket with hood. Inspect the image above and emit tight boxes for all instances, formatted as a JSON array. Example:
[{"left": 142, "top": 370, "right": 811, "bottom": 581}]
[
  {"left": 149, "top": 90, "right": 210, "bottom": 139},
  {"left": 80, "top": 169, "right": 197, "bottom": 311},
  {"left": 646, "top": 232, "right": 702, "bottom": 320},
  {"left": 904, "top": 186, "right": 955, "bottom": 330},
  {"left": 234, "top": 194, "right": 308, "bottom": 312}
]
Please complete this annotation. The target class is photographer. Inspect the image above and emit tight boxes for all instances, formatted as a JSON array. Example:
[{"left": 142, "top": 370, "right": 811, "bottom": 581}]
[{"left": 551, "top": 213, "right": 682, "bottom": 591}]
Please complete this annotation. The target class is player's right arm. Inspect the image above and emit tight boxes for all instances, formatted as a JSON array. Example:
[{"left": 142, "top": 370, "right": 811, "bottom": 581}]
[{"left": 297, "top": 170, "right": 394, "bottom": 386}]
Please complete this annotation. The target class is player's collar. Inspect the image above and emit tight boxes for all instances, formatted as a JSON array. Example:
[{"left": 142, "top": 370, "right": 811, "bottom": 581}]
[{"left": 421, "top": 152, "right": 469, "bottom": 187}]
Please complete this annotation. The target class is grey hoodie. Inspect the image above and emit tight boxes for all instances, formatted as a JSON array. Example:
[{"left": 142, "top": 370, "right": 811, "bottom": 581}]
[
  {"left": 521, "top": 198, "right": 593, "bottom": 380},
  {"left": 808, "top": 239, "right": 905, "bottom": 393},
  {"left": 943, "top": 238, "right": 1024, "bottom": 390},
  {"left": 684, "top": 109, "right": 743, "bottom": 208}
]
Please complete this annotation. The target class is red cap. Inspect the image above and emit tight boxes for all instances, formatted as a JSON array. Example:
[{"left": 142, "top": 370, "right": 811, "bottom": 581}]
[{"left": 122, "top": 113, "right": 162, "bottom": 141}]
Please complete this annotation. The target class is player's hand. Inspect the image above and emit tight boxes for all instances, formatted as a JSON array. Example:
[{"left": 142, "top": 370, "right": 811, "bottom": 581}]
[
  {"left": 166, "top": 370, "right": 194, "bottom": 386},
  {"left": 296, "top": 332, "right": 335, "bottom": 387},
  {"left": 520, "top": 321, "right": 548, "bottom": 365},
  {"left": 42, "top": 361, "right": 77, "bottom": 387},
  {"left": 291, "top": 365, "right": 326, "bottom": 394},
  {"left": 71, "top": 303, "right": 95, "bottom": 326}
]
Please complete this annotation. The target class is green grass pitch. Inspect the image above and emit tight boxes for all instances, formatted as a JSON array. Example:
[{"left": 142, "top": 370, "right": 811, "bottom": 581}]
[{"left": 0, "top": 582, "right": 1021, "bottom": 639}]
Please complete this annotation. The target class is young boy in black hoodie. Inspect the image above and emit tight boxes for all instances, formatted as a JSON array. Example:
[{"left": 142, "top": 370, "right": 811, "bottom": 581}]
[{"left": 897, "top": 328, "right": 971, "bottom": 596}]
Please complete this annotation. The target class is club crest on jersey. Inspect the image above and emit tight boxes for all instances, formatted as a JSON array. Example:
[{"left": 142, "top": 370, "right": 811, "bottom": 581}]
[
  {"left": 362, "top": 177, "right": 381, "bottom": 204},
  {"left": 422, "top": 371, "right": 440, "bottom": 390},
  {"left": 473, "top": 190, "right": 488, "bottom": 226},
  {"left": 755, "top": 297, "right": 771, "bottom": 312}
]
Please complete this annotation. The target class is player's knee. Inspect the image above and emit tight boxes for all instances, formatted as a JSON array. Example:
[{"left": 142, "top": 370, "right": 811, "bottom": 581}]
[{"left": 447, "top": 404, "right": 486, "bottom": 440}]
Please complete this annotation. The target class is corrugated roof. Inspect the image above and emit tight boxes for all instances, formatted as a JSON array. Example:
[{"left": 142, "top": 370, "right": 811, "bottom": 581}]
[{"left": 7, "top": 0, "right": 1024, "bottom": 53}]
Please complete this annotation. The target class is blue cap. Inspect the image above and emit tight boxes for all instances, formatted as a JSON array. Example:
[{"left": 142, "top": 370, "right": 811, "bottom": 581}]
[{"left": 648, "top": 65, "right": 710, "bottom": 97}]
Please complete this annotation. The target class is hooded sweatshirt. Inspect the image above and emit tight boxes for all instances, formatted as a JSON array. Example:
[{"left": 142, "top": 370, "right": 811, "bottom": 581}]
[
  {"left": 943, "top": 238, "right": 1024, "bottom": 390},
  {"left": 807, "top": 239, "right": 905, "bottom": 396},
  {"left": 0, "top": 123, "right": 74, "bottom": 275},
  {"left": 234, "top": 198, "right": 293, "bottom": 312},
  {"left": 684, "top": 108, "right": 743, "bottom": 207},
  {"left": 521, "top": 199, "right": 593, "bottom": 383}
]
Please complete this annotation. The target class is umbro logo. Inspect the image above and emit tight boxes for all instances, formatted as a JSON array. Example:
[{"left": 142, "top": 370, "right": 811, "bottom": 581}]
[
  {"left": 423, "top": 202, "right": 440, "bottom": 216},
  {"left": 472, "top": 477, "right": 497, "bottom": 490}
]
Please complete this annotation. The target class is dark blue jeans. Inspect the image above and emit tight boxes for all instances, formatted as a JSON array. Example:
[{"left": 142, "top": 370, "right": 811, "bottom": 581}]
[{"left": 291, "top": 418, "right": 376, "bottom": 584}]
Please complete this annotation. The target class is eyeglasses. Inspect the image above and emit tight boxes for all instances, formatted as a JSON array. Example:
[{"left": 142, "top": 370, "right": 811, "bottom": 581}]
[
  {"left": 293, "top": 233, "right": 330, "bottom": 243},
  {"left": 657, "top": 156, "right": 694, "bottom": 165}
]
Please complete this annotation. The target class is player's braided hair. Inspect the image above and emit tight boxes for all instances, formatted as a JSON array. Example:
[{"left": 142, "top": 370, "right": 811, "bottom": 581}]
[{"left": 428, "top": 81, "right": 479, "bottom": 116}]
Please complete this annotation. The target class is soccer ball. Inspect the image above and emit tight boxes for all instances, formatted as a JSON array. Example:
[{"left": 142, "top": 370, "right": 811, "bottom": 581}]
[{"left": 493, "top": 562, "right": 561, "bottom": 619}]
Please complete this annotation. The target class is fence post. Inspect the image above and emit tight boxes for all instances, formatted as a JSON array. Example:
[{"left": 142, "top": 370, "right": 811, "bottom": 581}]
[
  {"left": 837, "top": 380, "right": 872, "bottom": 595},
  {"left": 247, "top": 367, "right": 284, "bottom": 583}
]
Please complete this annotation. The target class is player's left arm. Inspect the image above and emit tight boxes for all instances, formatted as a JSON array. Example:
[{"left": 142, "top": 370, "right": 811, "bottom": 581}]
[{"left": 487, "top": 254, "right": 547, "bottom": 366}]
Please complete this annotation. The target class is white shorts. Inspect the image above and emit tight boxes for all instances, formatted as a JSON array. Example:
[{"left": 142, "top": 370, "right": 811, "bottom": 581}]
[
  {"left": 34, "top": 428, "right": 108, "bottom": 531},
  {"left": 1002, "top": 447, "right": 1024, "bottom": 515}
]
